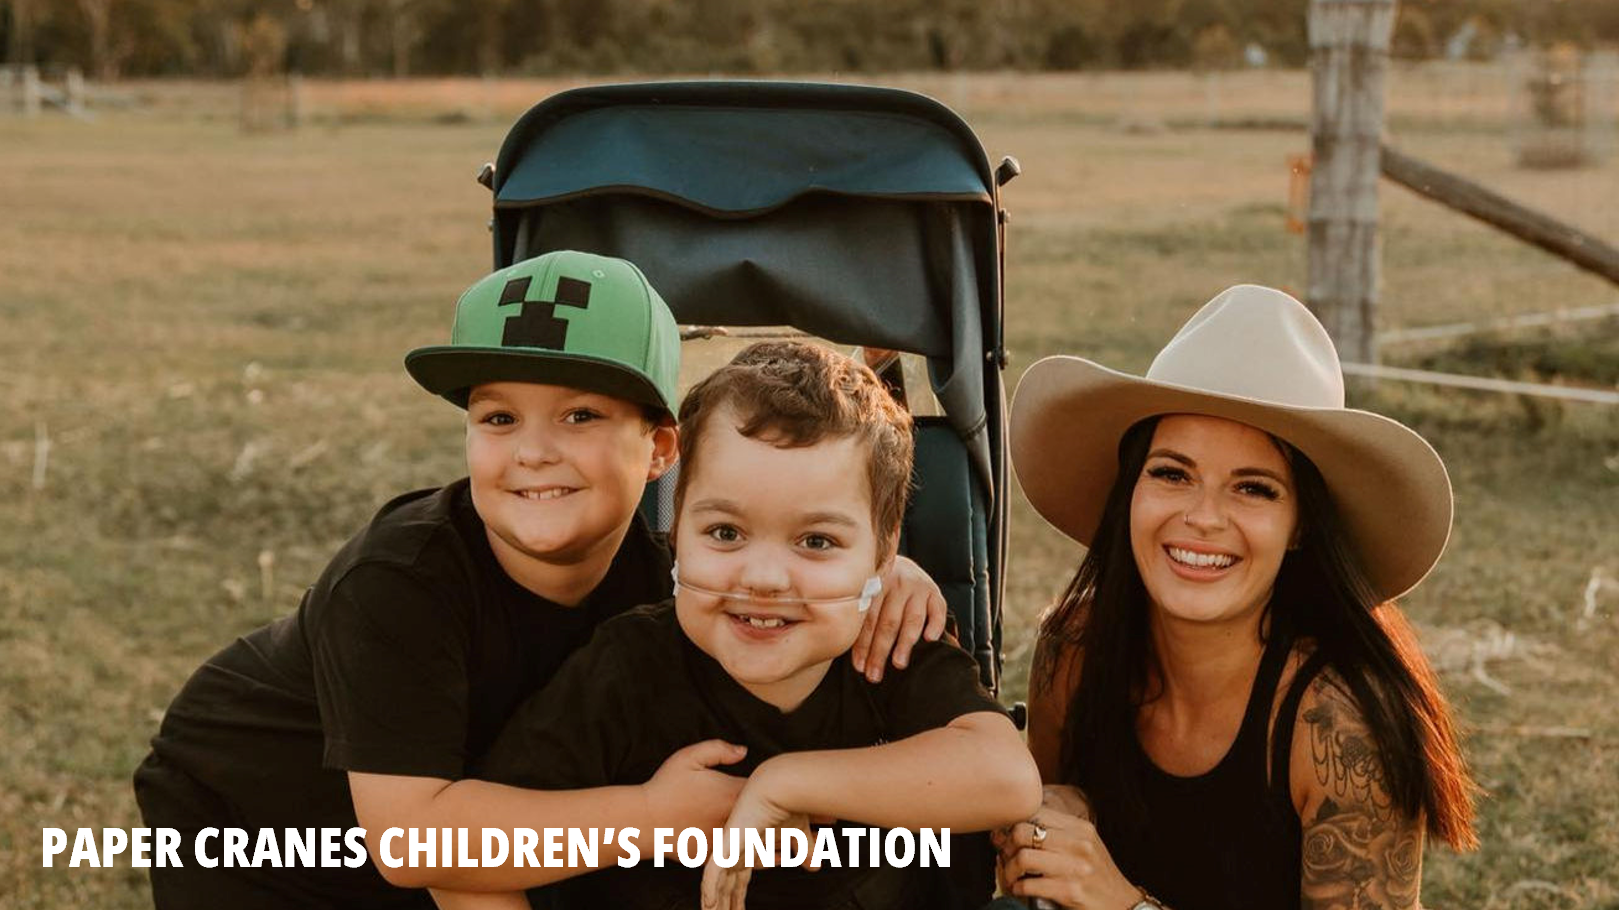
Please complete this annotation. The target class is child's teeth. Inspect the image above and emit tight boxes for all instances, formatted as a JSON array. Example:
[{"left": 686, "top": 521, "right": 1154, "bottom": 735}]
[{"left": 742, "top": 616, "right": 785, "bottom": 629}]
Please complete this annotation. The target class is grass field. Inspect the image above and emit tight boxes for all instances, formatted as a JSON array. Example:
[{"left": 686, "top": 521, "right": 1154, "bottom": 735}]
[{"left": 2, "top": 70, "right": 1617, "bottom": 908}]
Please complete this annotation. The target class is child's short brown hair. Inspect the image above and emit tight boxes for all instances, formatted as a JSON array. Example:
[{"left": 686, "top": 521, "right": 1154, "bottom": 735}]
[{"left": 674, "top": 341, "right": 914, "bottom": 561}]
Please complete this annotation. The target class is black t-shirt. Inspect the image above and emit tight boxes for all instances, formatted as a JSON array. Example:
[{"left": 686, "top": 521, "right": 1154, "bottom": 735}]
[
  {"left": 474, "top": 599, "right": 1007, "bottom": 909},
  {"left": 135, "top": 479, "right": 670, "bottom": 907}
]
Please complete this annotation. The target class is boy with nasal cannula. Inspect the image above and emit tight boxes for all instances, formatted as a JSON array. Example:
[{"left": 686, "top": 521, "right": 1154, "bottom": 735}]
[{"left": 435, "top": 341, "right": 1042, "bottom": 910}]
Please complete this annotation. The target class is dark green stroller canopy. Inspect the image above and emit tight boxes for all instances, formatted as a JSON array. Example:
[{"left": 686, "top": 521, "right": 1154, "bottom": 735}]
[{"left": 488, "top": 81, "right": 1011, "bottom": 692}]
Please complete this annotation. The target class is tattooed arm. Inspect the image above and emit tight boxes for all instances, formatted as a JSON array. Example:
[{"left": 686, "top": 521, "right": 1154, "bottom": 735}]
[{"left": 1291, "top": 672, "right": 1423, "bottom": 909}]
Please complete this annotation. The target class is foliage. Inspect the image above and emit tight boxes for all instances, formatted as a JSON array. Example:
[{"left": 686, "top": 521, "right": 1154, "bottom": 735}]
[{"left": 6, "top": 0, "right": 1619, "bottom": 79}]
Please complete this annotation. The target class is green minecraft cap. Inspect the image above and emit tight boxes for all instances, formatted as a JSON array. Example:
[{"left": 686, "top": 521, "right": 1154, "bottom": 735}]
[{"left": 406, "top": 250, "right": 680, "bottom": 415}]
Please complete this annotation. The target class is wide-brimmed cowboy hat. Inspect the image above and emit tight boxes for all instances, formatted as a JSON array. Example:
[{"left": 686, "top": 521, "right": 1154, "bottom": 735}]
[{"left": 1010, "top": 284, "right": 1452, "bottom": 602}]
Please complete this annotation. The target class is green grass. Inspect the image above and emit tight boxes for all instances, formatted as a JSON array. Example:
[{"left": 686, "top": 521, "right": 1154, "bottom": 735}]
[{"left": 3, "top": 74, "right": 1618, "bottom": 907}]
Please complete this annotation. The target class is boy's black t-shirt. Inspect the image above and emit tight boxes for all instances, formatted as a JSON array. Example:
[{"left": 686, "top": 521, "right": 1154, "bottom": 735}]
[
  {"left": 474, "top": 599, "right": 1007, "bottom": 909},
  {"left": 134, "top": 478, "right": 670, "bottom": 907}
]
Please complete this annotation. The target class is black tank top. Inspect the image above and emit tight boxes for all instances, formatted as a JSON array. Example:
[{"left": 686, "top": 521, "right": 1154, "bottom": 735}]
[{"left": 1102, "top": 636, "right": 1329, "bottom": 909}]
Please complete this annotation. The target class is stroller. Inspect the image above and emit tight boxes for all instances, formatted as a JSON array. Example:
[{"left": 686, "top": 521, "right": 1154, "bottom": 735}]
[
  {"left": 482, "top": 81, "right": 1019, "bottom": 698},
  {"left": 481, "top": 79, "right": 1019, "bottom": 907}
]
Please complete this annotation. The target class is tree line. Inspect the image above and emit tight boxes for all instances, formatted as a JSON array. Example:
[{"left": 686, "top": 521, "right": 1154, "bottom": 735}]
[{"left": 8, "top": 0, "right": 1619, "bottom": 81}]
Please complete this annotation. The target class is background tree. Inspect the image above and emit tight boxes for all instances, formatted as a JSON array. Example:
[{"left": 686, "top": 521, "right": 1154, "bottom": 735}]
[{"left": 8, "top": 0, "right": 1616, "bottom": 80}]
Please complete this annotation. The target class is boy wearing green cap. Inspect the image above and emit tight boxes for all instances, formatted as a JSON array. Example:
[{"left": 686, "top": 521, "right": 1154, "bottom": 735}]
[{"left": 133, "top": 251, "right": 946, "bottom": 908}]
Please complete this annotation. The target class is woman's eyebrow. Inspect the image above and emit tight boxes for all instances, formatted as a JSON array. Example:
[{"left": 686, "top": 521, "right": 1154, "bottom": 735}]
[
  {"left": 1149, "top": 449, "right": 1289, "bottom": 485},
  {"left": 1233, "top": 467, "right": 1290, "bottom": 485},
  {"left": 1146, "top": 448, "right": 1194, "bottom": 465}
]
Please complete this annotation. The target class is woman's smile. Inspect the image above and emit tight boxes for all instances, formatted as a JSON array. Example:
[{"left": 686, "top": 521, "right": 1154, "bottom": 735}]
[
  {"left": 1162, "top": 542, "right": 1242, "bottom": 577},
  {"left": 1130, "top": 415, "right": 1298, "bottom": 626}
]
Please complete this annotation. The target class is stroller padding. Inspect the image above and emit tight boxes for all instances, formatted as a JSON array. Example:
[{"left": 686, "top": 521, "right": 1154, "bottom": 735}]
[{"left": 901, "top": 419, "right": 993, "bottom": 688}]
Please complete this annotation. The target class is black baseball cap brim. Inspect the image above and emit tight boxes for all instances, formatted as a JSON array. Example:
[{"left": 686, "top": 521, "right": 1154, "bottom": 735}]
[{"left": 405, "top": 346, "right": 672, "bottom": 414}]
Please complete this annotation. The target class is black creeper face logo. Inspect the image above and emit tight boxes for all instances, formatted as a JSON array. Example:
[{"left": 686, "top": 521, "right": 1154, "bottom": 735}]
[{"left": 499, "top": 275, "right": 591, "bottom": 349}]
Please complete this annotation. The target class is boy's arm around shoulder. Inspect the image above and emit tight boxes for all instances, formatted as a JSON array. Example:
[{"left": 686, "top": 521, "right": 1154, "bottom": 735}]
[{"left": 756, "top": 637, "right": 1040, "bottom": 831}]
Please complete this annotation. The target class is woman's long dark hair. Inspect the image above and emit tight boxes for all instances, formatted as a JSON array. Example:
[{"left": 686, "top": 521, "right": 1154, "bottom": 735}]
[{"left": 1038, "top": 416, "right": 1478, "bottom": 850}]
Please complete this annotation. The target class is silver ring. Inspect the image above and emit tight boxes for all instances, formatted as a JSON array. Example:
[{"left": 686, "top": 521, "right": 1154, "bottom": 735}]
[{"left": 1030, "top": 822, "right": 1048, "bottom": 849}]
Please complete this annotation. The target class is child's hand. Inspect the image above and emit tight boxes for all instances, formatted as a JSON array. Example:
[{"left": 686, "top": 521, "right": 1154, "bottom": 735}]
[
  {"left": 852, "top": 555, "right": 947, "bottom": 682},
  {"left": 699, "top": 777, "right": 813, "bottom": 910},
  {"left": 644, "top": 740, "right": 748, "bottom": 833}
]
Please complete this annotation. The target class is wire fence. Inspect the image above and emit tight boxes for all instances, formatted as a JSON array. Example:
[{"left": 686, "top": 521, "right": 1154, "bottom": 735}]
[{"left": 1387, "top": 51, "right": 1619, "bottom": 246}]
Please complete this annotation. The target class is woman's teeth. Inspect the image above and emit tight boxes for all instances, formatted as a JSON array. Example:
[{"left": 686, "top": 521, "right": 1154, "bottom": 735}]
[{"left": 1167, "top": 546, "right": 1237, "bottom": 569}]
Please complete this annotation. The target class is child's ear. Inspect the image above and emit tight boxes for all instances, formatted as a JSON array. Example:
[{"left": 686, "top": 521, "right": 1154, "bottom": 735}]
[{"left": 647, "top": 420, "right": 679, "bottom": 482}]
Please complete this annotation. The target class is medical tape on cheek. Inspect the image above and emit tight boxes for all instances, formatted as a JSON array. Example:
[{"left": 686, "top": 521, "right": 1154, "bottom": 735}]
[{"left": 670, "top": 562, "right": 884, "bottom": 613}]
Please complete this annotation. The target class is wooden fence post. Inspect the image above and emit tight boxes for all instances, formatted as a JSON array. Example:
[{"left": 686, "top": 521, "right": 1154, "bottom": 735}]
[
  {"left": 64, "top": 67, "right": 85, "bottom": 116},
  {"left": 1306, "top": 0, "right": 1397, "bottom": 366},
  {"left": 22, "top": 64, "right": 42, "bottom": 117},
  {"left": 286, "top": 73, "right": 304, "bottom": 129}
]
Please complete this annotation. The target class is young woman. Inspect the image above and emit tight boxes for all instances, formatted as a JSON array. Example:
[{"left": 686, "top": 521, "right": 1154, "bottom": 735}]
[{"left": 998, "top": 285, "right": 1477, "bottom": 909}]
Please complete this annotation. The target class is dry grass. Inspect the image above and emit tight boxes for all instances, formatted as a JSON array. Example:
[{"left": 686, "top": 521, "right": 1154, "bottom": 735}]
[{"left": 3, "top": 70, "right": 1618, "bottom": 908}]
